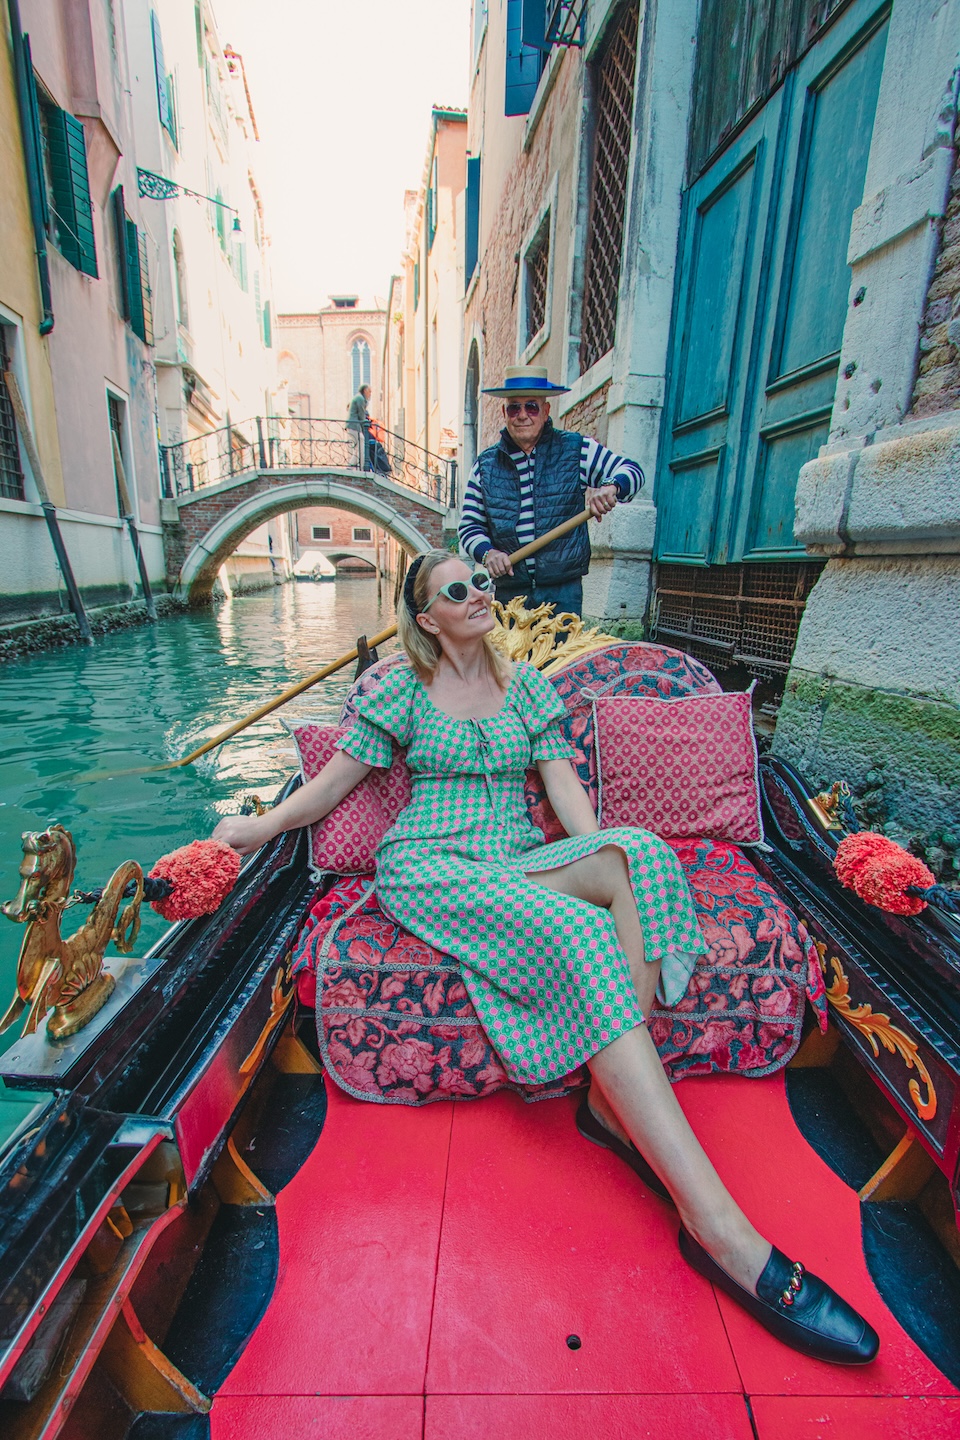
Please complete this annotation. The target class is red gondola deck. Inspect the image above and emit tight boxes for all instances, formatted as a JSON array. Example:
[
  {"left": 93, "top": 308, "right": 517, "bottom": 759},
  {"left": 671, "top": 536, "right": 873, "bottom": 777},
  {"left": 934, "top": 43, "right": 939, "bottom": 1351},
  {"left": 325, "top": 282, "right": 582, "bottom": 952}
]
[{"left": 210, "top": 1072, "right": 959, "bottom": 1439}]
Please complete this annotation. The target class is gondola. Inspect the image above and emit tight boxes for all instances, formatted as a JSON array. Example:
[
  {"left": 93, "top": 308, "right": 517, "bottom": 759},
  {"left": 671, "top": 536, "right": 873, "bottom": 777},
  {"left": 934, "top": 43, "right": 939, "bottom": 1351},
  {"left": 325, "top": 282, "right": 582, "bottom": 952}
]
[{"left": 1, "top": 608, "right": 958, "bottom": 1439}]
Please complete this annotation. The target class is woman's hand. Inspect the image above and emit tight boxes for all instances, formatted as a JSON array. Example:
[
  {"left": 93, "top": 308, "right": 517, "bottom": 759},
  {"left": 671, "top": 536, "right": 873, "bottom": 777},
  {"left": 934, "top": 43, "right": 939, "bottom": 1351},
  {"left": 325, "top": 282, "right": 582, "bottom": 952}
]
[{"left": 212, "top": 813, "right": 271, "bottom": 855}]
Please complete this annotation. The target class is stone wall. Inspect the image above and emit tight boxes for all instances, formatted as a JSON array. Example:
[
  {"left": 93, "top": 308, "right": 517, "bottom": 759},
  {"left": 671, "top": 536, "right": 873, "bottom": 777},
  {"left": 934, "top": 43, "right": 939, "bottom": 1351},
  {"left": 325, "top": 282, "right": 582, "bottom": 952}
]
[{"left": 910, "top": 149, "right": 960, "bottom": 418}]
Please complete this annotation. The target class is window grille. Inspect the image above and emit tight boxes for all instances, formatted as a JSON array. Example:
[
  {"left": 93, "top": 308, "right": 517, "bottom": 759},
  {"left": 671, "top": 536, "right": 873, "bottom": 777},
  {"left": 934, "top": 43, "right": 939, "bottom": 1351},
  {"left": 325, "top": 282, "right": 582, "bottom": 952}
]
[
  {"left": 524, "top": 218, "right": 550, "bottom": 346},
  {"left": 312, "top": 525, "right": 331, "bottom": 541},
  {"left": 578, "top": 4, "right": 639, "bottom": 374},
  {"left": 652, "top": 561, "right": 825, "bottom": 687},
  {"left": 353, "top": 526, "right": 373, "bottom": 542},
  {"left": 0, "top": 330, "right": 25, "bottom": 502}
]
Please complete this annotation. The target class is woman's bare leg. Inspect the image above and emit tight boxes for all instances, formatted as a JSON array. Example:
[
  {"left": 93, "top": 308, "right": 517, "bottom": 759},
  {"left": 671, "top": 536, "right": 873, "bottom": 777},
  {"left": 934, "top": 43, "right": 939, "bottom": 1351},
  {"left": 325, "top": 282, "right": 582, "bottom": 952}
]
[
  {"left": 590, "top": 1024, "right": 770, "bottom": 1293},
  {"left": 529, "top": 848, "right": 771, "bottom": 1294},
  {"left": 529, "top": 845, "right": 659, "bottom": 1143}
]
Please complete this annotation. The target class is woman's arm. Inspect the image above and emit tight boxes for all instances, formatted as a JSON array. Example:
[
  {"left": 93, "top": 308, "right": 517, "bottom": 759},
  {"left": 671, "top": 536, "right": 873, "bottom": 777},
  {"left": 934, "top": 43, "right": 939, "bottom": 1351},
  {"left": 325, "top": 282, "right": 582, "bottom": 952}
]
[
  {"left": 536, "top": 758, "right": 599, "bottom": 838},
  {"left": 212, "top": 750, "right": 372, "bottom": 854}
]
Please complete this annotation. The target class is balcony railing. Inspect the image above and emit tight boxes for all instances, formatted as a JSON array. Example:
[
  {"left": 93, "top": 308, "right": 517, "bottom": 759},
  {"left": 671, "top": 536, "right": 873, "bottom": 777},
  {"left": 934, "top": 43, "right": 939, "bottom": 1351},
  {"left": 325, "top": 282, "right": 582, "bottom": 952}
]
[{"left": 160, "top": 416, "right": 457, "bottom": 508}]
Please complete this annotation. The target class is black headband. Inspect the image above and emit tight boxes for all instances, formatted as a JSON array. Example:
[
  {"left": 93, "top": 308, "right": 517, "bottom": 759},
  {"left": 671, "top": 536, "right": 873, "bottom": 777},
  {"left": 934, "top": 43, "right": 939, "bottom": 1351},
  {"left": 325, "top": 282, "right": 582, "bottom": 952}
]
[{"left": 403, "top": 554, "right": 427, "bottom": 618}]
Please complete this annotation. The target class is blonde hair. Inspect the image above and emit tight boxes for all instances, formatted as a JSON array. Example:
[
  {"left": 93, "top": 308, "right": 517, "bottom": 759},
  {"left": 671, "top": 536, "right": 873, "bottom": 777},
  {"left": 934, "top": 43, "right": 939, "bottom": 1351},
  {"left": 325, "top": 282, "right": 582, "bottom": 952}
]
[{"left": 397, "top": 549, "right": 509, "bottom": 686}]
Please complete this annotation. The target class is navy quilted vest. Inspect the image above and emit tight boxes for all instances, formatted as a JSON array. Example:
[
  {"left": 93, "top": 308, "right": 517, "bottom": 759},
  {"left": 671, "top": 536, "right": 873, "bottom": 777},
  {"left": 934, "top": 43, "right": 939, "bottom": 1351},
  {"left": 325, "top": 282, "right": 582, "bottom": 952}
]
[{"left": 475, "top": 422, "right": 588, "bottom": 584}]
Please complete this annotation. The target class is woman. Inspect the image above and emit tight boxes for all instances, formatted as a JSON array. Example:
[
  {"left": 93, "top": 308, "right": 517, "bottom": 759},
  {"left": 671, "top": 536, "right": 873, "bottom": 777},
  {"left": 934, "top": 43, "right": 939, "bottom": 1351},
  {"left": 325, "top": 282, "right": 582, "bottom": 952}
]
[{"left": 214, "top": 550, "right": 878, "bottom": 1366}]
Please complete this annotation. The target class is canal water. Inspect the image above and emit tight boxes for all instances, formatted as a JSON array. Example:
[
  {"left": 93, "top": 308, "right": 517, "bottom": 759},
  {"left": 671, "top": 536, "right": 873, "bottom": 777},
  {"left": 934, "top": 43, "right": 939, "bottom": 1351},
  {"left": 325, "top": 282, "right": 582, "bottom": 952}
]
[{"left": 0, "top": 580, "right": 395, "bottom": 1143}]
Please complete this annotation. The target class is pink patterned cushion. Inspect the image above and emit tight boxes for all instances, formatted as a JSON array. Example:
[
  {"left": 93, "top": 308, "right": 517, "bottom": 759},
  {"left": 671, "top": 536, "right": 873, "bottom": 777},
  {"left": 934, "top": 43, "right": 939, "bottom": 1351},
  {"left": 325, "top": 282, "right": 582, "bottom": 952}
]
[
  {"left": 289, "top": 723, "right": 412, "bottom": 875},
  {"left": 593, "top": 691, "right": 761, "bottom": 843}
]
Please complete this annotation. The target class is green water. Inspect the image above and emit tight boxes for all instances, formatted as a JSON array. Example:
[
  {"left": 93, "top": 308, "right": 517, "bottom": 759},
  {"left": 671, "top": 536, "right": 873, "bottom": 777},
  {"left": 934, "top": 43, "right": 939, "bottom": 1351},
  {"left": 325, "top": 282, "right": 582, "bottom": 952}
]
[{"left": 0, "top": 581, "right": 395, "bottom": 1142}]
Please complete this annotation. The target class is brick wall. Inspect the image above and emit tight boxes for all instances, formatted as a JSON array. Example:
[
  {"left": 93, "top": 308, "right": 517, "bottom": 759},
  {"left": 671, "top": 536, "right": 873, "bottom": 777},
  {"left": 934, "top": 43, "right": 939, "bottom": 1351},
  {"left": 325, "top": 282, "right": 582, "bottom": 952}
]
[
  {"left": 909, "top": 149, "right": 960, "bottom": 418},
  {"left": 560, "top": 381, "right": 611, "bottom": 445},
  {"left": 295, "top": 506, "right": 378, "bottom": 548}
]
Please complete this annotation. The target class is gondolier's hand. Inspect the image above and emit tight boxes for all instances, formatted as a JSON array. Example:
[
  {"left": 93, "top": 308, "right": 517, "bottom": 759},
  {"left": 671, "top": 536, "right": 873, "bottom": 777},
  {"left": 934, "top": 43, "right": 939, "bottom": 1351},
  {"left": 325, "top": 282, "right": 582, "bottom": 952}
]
[
  {"left": 212, "top": 814, "right": 270, "bottom": 855},
  {"left": 484, "top": 549, "right": 514, "bottom": 578},
  {"left": 586, "top": 484, "right": 619, "bottom": 520}
]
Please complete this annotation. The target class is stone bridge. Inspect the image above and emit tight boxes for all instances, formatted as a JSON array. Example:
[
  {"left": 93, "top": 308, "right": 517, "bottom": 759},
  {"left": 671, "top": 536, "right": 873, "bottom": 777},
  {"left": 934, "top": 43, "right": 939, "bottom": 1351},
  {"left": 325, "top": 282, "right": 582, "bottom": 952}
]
[{"left": 159, "top": 419, "right": 453, "bottom": 601}]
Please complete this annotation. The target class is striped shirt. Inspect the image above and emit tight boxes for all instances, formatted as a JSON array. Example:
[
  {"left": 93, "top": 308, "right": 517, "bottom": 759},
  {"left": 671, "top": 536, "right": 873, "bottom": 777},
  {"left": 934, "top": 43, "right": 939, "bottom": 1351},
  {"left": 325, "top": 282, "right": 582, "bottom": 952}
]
[{"left": 458, "top": 433, "right": 644, "bottom": 562}]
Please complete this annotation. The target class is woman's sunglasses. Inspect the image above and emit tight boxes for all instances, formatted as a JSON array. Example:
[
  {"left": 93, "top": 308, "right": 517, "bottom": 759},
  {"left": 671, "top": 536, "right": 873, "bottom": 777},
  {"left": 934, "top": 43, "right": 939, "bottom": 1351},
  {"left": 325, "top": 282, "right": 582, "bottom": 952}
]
[
  {"left": 505, "top": 400, "right": 543, "bottom": 417},
  {"left": 420, "top": 568, "right": 494, "bottom": 613}
]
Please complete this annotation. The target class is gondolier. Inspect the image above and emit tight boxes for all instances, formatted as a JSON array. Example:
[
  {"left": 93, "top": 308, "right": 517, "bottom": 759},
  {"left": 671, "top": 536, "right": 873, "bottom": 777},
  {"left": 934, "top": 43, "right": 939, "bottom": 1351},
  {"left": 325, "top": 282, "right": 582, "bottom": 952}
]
[{"left": 458, "top": 364, "right": 644, "bottom": 617}]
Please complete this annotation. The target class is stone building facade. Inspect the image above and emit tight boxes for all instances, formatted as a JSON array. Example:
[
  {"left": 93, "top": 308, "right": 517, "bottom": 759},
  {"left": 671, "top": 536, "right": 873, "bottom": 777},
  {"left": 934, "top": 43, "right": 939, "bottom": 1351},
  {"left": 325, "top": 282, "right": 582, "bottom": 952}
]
[
  {"left": 0, "top": 0, "right": 164, "bottom": 630},
  {"left": 382, "top": 109, "right": 467, "bottom": 485},
  {"left": 277, "top": 300, "right": 386, "bottom": 426},
  {"left": 465, "top": 0, "right": 960, "bottom": 840}
]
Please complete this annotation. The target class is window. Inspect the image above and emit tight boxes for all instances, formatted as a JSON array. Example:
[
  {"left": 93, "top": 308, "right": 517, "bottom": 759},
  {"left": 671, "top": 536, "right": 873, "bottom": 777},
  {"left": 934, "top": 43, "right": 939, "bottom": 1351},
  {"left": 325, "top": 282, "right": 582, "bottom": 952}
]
[
  {"left": 465, "top": 155, "right": 481, "bottom": 290},
  {"left": 151, "top": 12, "right": 178, "bottom": 148},
  {"left": 352, "top": 526, "right": 373, "bottom": 543},
  {"left": 351, "top": 338, "right": 371, "bottom": 394},
  {"left": 38, "top": 94, "right": 98, "bottom": 276},
  {"left": 578, "top": 3, "right": 639, "bottom": 374},
  {"left": 173, "top": 230, "right": 188, "bottom": 328},
  {"left": 113, "top": 187, "right": 153, "bottom": 345},
  {"left": 312, "top": 525, "right": 331, "bottom": 541},
  {"left": 0, "top": 328, "right": 25, "bottom": 501},
  {"left": 523, "top": 214, "right": 550, "bottom": 348},
  {"left": 413, "top": 261, "right": 420, "bottom": 311},
  {"left": 505, "top": 0, "right": 546, "bottom": 116},
  {"left": 107, "top": 393, "right": 128, "bottom": 517}
]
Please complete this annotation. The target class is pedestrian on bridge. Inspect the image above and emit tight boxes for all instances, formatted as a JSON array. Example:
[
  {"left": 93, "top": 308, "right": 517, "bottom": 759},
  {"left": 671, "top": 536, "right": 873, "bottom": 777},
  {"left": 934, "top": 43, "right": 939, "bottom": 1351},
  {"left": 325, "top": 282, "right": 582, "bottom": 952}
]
[
  {"left": 458, "top": 365, "right": 643, "bottom": 618},
  {"left": 347, "top": 384, "right": 373, "bottom": 471}
]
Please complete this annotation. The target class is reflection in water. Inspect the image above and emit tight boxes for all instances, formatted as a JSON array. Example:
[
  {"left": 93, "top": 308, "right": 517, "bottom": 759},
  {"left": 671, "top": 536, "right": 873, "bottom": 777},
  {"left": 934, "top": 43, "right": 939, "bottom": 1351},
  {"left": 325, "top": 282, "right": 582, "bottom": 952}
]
[{"left": 0, "top": 581, "right": 395, "bottom": 1136}]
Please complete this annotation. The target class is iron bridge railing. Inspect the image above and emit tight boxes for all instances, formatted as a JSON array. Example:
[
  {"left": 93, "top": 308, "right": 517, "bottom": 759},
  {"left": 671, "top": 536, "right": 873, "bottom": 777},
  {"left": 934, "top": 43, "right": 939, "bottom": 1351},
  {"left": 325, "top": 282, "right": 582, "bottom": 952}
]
[{"left": 160, "top": 416, "right": 457, "bottom": 508}]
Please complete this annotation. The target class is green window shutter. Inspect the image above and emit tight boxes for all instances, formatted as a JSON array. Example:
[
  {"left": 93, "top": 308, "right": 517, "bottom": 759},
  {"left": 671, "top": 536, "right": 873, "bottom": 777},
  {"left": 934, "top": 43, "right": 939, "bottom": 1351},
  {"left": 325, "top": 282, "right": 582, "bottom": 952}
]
[
  {"left": 45, "top": 107, "right": 98, "bottom": 275},
  {"left": 151, "top": 12, "right": 178, "bottom": 146},
  {"left": 125, "top": 217, "right": 146, "bottom": 341},
  {"left": 413, "top": 260, "right": 420, "bottom": 310},
  {"left": 465, "top": 155, "right": 481, "bottom": 287},
  {"left": 113, "top": 186, "right": 131, "bottom": 319},
  {"left": 23, "top": 44, "right": 50, "bottom": 231},
  {"left": 262, "top": 300, "right": 272, "bottom": 349}
]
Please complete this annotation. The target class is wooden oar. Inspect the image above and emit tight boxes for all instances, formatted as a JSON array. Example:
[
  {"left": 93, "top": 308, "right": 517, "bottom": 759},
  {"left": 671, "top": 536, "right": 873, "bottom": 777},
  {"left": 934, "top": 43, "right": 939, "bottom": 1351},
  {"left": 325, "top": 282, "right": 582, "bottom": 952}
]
[{"left": 75, "top": 508, "right": 593, "bottom": 781}]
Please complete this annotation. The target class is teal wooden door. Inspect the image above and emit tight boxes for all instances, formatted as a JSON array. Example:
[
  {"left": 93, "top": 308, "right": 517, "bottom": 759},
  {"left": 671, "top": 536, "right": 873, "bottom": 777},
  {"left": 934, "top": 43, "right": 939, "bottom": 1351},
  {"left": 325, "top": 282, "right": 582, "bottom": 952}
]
[{"left": 655, "top": 2, "right": 889, "bottom": 565}]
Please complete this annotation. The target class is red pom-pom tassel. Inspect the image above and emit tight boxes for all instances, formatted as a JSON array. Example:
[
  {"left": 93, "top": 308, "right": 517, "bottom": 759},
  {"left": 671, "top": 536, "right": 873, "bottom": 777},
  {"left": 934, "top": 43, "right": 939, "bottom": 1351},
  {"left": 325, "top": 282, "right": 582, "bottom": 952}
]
[
  {"left": 148, "top": 840, "right": 241, "bottom": 922},
  {"left": 834, "top": 831, "right": 935, "bottom": 917}
]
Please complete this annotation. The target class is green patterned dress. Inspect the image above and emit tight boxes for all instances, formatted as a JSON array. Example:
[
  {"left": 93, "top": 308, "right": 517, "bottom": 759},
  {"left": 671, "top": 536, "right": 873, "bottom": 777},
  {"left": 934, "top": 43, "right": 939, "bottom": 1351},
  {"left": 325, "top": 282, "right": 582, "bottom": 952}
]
[{"left": 336, "top": 662, "right": 707, "bottom": 1085}]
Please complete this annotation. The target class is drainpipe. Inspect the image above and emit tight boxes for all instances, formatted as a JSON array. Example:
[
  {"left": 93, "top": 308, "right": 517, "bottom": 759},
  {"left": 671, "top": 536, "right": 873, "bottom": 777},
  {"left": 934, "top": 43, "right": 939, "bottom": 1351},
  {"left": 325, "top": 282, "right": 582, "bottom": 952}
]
[{"left": 7, "top": 0, "right": 54, "bottom": 334}]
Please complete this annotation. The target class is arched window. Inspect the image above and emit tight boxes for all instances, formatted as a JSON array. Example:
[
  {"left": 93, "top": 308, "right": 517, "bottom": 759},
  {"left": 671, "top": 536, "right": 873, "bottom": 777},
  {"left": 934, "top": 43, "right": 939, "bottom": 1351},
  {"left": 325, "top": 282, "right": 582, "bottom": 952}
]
[
  {"left": 351, "top": 338, "right": 371, "bottom": 395},
  {"left": 172, "top": 230, "right": 188, "bottom": 329}
]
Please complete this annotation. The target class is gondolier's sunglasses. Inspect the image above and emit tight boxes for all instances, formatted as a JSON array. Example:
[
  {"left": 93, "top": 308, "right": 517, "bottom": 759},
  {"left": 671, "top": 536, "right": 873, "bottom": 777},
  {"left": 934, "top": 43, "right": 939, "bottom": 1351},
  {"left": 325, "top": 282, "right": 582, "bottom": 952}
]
[
  {"left": 505, "top": 400, "right": 543, "bottom": 417},
  {"left": 420, "top": 567, "right": 494, "bottom": 613}
]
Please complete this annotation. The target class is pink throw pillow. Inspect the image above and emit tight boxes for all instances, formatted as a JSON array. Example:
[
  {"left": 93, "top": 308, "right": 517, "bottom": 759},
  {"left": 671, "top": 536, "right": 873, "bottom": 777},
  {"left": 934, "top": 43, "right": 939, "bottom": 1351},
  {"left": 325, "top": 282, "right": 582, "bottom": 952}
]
[
  {"left": 289, "top": 723, "right": 412, "bottom": 874},
  {"left": 592, "top": 691, "right": 761, "bottom": 843}
]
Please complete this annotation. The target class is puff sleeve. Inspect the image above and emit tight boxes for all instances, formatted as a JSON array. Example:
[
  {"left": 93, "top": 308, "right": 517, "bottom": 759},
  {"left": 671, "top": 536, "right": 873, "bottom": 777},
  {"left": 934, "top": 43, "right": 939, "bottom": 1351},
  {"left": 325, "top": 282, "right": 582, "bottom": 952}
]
[
  {"left": 513, "top": 663, "right": 576, "bottom": 763},
  {"left": 336, "top": 665, "right": 418, "bottom": 769}
]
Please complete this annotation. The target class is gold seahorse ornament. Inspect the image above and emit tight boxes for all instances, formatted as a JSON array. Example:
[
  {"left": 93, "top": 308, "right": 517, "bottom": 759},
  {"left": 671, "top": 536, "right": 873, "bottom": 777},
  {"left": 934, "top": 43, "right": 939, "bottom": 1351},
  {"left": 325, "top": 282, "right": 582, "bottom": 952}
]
[{"left": 1, "top": 825, "right": 143, "bottom": 1041}]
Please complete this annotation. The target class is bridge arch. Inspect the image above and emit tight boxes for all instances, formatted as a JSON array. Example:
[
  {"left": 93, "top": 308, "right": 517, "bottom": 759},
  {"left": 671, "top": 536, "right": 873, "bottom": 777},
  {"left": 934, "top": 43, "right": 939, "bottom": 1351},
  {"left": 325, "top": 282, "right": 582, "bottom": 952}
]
[{"left": 177, "top": 477, "right": 437, "bottom": 602}]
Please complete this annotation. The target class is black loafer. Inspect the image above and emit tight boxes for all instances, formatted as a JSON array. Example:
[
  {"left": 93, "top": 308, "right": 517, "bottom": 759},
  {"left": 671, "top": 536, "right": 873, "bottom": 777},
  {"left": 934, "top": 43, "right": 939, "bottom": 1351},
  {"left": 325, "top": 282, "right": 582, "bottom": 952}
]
[
  {"left": 575, "top": 1095, "right": 673, "bottom": 1203},
  {"left": 678, "top": 1226, "right": 879, "bottom": 1365}
]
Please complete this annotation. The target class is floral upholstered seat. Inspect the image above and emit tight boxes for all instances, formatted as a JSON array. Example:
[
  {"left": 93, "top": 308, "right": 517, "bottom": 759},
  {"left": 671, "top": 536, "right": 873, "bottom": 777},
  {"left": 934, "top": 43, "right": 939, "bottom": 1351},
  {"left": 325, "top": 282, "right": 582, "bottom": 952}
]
[{"left": 291, "top": 642, "right": 828, "bottom": 1105}]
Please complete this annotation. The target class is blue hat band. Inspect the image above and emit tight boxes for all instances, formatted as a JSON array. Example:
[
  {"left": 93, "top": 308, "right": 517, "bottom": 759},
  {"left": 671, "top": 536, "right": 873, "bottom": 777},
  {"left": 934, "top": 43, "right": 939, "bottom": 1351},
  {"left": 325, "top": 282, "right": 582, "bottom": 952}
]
[{"left": 501, "top": 376, "right": 564, "bottom": 391}]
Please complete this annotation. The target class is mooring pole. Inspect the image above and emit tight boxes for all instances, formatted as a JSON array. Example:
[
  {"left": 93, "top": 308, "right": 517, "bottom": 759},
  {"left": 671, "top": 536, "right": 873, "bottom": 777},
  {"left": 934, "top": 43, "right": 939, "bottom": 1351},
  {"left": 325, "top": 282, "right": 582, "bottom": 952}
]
[
  {"left": 3, "top": 368, "right": 93, "bottom": 643},
  {"left": 111, "top": 432, "right": 157, "bottom": 620}
]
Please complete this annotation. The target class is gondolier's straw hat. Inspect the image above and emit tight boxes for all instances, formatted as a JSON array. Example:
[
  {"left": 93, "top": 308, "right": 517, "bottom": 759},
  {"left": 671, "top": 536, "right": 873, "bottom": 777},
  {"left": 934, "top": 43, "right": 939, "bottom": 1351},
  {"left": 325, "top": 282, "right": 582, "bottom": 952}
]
[{"left": 482, "top": 364, "right": 570, "bottom": 399}]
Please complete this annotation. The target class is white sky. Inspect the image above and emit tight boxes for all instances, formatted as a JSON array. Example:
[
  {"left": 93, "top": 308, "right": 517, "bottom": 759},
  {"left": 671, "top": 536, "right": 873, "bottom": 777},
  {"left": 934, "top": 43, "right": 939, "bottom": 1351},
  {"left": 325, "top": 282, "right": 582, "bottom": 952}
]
[{"left": 216, "top": 0, "right": 472, "bottom": 312}]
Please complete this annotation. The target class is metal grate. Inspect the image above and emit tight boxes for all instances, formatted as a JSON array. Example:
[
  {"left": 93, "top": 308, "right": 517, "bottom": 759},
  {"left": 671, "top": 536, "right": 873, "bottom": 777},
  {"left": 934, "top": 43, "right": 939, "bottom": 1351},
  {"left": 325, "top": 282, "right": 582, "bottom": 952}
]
[
  {"left": 579, "top": 3, "right": 639, "bottom": 374},
  {"left": 652, "top": 561, "right": 825, "bottom": 684},
  {"left": 525, "top": 222, "right": 550, "bottom": 345},
  {"left": 0, "top": 330, "right": 25, "bottom": 502}
]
